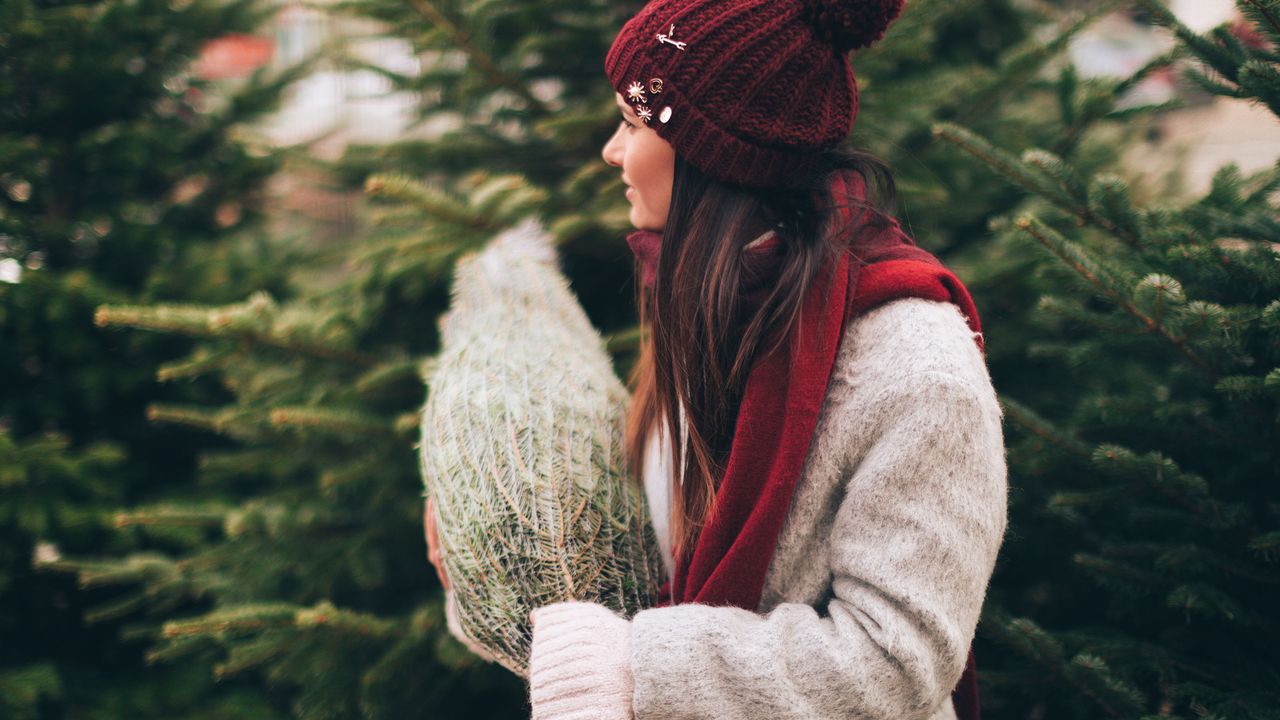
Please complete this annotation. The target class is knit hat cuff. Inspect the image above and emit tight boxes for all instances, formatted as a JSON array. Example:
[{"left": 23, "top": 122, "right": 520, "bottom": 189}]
[
  {"left": 656, "top": 81, "right": 825, "bottom": 188},
  {"left": 606, "top": 53, "right": 846, "bottom": 189}
]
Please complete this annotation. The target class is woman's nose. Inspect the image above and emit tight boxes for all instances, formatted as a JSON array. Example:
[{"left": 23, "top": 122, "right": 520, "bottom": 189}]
[{"left": 602, "top": 126, "right": 623, "bottom": 167}]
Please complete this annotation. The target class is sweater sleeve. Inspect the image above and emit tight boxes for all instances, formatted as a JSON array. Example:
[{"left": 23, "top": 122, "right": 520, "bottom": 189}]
[{"left": 628, "top": 370, "right": 1008, "bottom": 720}]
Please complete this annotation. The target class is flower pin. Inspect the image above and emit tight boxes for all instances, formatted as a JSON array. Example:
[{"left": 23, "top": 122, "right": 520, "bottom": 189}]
[
  {"left": 626, "top": 81, "right": 648, "bottom": 104},
  {"left": 635, "top": 105, "right": 653, "bottom": 124}
]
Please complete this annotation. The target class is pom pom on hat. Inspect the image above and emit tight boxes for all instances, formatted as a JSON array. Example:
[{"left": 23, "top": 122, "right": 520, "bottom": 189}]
[{"left": 799, "top": 0, "right": 906, "bottom": 53}]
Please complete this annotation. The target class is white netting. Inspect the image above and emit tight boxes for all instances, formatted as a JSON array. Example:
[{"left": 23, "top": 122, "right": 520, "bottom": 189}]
[{"left": 419, "top": 217, "right": 664, "bottom": 677}]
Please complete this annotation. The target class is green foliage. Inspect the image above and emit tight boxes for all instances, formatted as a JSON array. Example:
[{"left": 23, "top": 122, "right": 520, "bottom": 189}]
[
  {"left": 937, "top": 2, "right": 1280, "bottom": 717},
  {"left": 0, "top": 0, "right": 299, "bottom": 714}
]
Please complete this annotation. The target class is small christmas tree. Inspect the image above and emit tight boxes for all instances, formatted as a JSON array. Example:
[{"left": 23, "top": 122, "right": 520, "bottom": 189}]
[{"left": 420, "top": 219, "right": 663, "bottom": 676}]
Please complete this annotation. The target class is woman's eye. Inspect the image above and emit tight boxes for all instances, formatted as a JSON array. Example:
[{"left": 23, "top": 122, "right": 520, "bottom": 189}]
[{"left": 620, "top": 119, "right": 636, "bottom": 131}]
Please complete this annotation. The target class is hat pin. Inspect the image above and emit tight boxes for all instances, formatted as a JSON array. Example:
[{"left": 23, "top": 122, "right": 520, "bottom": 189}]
[{"left": 655, "top": 24, "right": 687, "bottom": 51}]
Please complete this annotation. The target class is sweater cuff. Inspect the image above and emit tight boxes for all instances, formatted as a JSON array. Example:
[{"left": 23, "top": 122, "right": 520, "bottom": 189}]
[{"left": 529, "top": 601, "right": 634, "bottom": 720}]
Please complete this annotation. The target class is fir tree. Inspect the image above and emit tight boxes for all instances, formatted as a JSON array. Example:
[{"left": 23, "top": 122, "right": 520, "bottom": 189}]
[
  {"left": 0, "top": 0, "right": 306, "bottom": 715},
  {"left": 933, "top": 1, "right": 1280, "bottom": 717},
  {"left": 53, "top": 0, "right": 1197, "bottom": 717}
]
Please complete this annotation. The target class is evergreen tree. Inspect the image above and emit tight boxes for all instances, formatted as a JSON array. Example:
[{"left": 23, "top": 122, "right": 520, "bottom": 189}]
[
  {"left": 932, "top": 1, "right": 1280, "bottom": 717},
  {"left": 54, "top": 0, "right": 1202, "bottom": 717},
  {"left": 0, "top": 0, "right": 306, "bottom": 715}
]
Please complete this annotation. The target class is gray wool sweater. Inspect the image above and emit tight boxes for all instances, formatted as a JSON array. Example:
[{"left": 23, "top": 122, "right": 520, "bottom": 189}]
[{"left": 528, "top": 296, "right": 1009, "bottom": 720}]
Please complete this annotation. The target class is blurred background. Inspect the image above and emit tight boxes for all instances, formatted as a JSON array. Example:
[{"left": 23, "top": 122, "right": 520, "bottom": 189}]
[{"left": 2, "top": 0, "right": 1277, "bottom": 718}]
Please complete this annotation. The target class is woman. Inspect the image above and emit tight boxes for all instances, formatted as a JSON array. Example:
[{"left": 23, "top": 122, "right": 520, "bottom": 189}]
[{"left": 427, "top": 1, "right": 1008, "bottom": 718}]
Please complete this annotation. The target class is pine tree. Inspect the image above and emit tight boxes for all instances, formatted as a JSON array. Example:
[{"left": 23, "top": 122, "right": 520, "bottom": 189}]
[
  {"left": 55, "top": 0, "right": 1193, "bottom": 717},
  {"left": 0, "top": 0, "right": 306, "bottom": 715},
  {"left": 932, "top": 1, "right": 1280, "bottom": 717}
]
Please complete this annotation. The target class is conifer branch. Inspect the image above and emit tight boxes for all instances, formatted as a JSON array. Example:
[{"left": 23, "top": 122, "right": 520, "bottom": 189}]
[
  {"left": 987, "top": 613, "right": 1067, "bottom": 667},
  {"left": 146, "top": 403, "right": 270, "bottom": 441},
  {"left": 999, "top": 396, "right": 1092, "bottom": 458},
  {"left": 364, "top": 173, "right": 503, "bottom": 232},
  {"left": 933, "top": 124, "right": 1062, "bottom": 200},
  {"left": 1166, "top": 583, "right": 1250, "bottom": 622},
  {"left": 1065, "top": 654, "right": 1148, "bottom": 716},
  {"left": 1014, "top": 216, "right": 1215, "bottom": 377},
  {"left": 268, "top": 406, "right": 398, "bottom": 440},
  {"left": 405, "top": 0, "right": 550, "bottom": 116},
  {"left": 96, "top": 302, "right": 378, "bottom": 368},
  {"left": 319, "top": 455, "right": 385, "bottom": 490},
  {"left": 36, "top": 554, "right": 175, "bottom": 589},
  {"left": 143, "top": 634, "right": 217, "bottom": 665},
  {"left": 114, "top": 506, "right": 227, "bottom": 529},
  {"left": 1023, "top": 150, "right": 1088, "bottom": 206},
  {"left": 1089, "top": 444, "right": 1249, "bottom": 530},
  {"left": 162, "top": 604, "right": 298, "bottom": 638},
  {"left": 1250, "top": 531, "right": 1280, "bottom": 560},
  {"left": 213, "top": 638, "right": 286, "bottom": 679},
  {"left": 156, "top": 345, "right": 235, "bottom": 382},
  {"left": 983, "top": 612, "right": 1146, "bottom": 717},
  {"left": 1239, "top": 59, "right": 1280, "bottom": 115},
  {"left": 295, "top": 600, "right": 399, "bottom": 637},
  {"left": 1134, "top": 0, "right": 1243, "bottom": 83},
  {"left": 1036, "top": 295, "right": 1149, "bottom": 335},
  {"left": 1074, "top": 553, "right": 1168, "bottom": 591},
  {"left": 83, "top": 592, "right": 150, "bottom": 625},
  {"left": 354, "top": 356, "right": 421, "bottom": 395},
  {"left": 1240, "top": 0, "right": 1280, "bottom": 37},
  {"left": 1112, "top": 46, "right": 1187, "bottom": 99},
  {"left": 1161, "top": 544, "right": 1280, "bottom": 586},
  {"left": 934, "top": 124, "right": 1149, "bottom": 249},
  {"left": 1048, "top": 487, "right": 1132, "bottom": 512}
]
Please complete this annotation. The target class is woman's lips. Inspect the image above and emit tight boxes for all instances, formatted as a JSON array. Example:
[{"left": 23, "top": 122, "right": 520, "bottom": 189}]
[{"left": 626, "top": 187, "right": 636, "bottom": 200}]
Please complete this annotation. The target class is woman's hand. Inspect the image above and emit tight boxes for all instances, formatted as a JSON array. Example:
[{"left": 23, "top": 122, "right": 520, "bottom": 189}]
[{"left": 424, "top": 498, "right": 450, "bottom": 591}]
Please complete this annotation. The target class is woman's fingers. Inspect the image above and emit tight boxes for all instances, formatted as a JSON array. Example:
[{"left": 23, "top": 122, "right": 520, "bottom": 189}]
[{"left": 424, "top": 498, "right": 450, "bottom": 591}]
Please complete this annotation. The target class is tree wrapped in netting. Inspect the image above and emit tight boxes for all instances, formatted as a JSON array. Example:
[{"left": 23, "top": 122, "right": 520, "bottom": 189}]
[{"left": 420, "top": 218, "right": 663, "bottom": 676}]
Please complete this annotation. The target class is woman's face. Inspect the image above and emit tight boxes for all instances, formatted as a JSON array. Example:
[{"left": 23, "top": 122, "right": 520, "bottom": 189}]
[{"left": 602, "top": 92, "right": 676, "bottom": 231}]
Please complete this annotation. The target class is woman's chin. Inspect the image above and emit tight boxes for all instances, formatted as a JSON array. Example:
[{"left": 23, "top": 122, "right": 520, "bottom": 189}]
[{"left": 629, "top": 208, "right": 663, "bottom": 232}]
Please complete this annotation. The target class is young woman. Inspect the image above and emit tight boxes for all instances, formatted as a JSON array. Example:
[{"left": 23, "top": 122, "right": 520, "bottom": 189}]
[{"left": 427, "top": 1, "right": 1008, "bottom": 718}]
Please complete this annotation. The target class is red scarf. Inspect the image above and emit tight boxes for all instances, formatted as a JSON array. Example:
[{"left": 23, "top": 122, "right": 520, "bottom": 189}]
[{"left": 625, "top": 169, "right": 984, "bottom": 720}]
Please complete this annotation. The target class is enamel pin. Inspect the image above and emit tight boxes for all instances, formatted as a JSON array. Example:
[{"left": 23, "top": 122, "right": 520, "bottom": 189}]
[{"left": 655, "top": 24, "right": 687, "bottom": 51}]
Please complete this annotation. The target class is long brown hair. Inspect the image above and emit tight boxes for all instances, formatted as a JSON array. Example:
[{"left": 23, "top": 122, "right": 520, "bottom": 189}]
[{"left": 623, "top": 145, "right": 901, "bottom": 565}]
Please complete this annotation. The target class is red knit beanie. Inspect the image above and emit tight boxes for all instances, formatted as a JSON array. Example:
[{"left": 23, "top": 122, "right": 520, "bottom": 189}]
[{"left": 605, "top": 0, "right": 905, "bottom": 189}]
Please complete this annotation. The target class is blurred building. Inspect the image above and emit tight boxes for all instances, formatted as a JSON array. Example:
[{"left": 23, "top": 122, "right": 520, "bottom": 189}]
[
  {"left": 1069, "top": 0, "right": 1279, "bottom": 197},
  {"left": 191, "top": 0, "right": 431, "bottom": 158}
]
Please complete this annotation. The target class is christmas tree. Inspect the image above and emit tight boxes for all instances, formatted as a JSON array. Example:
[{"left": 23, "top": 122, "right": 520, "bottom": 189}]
[
  {"left": 0, "top": 0, "right": 305, "bottom": 715},
  {"left": 933, "top": 1, "right": 1280, "bottom": 717},
  {"left": 43, "top": 0, "right": 1234, "bottom": 717}
]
